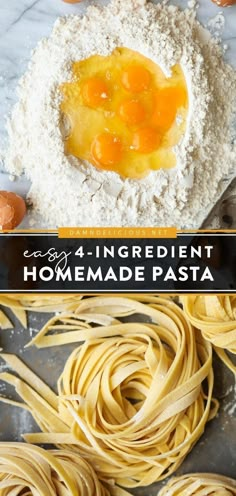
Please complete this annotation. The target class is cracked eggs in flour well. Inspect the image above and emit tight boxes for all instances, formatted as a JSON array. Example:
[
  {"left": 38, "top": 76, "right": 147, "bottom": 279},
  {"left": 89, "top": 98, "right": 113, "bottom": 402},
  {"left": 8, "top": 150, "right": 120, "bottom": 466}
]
[{"left": 4, "top": 0, "right": 236, "bottom": 227}]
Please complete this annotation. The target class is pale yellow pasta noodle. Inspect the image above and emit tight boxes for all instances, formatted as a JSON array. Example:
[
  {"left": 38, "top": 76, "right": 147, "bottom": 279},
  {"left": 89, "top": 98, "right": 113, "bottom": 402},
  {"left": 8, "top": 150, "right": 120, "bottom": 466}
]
[
  {"left": 0, "top": 443, "right": 116, "bottom": 496},
  {"left": 182, "top": 295, "right": 236, "bottom": 373},
  {"left": 0, "top": 296, "right": 218, "bottom": 489},
  {"left": 158, "top": 473, "right": 236, "bottom": 495},
  {"left": 0, "top": 295, "right": 83, "bottom": 328}
]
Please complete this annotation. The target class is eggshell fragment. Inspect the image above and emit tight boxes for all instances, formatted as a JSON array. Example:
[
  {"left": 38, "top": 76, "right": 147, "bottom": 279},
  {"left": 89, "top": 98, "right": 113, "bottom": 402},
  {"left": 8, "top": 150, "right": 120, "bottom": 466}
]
[
  {"left": 211, "top": 0, "right": 236, "bottom": 6},
  {"left": 0, "top": 191, "right": 26, "bottom": 230},
  {"left": 62, "top": 0, "right": 82, "bottom": 3}
]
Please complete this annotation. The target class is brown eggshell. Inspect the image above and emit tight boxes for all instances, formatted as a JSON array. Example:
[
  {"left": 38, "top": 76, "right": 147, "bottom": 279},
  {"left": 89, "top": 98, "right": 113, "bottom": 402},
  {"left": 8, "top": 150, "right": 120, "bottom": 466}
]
[
  {"left": 211, "top": 0, "right": 236, "bottom": 6},
  {"left": 0, "top": 191, "right": 26, "bottom": 230},
  {"left": 62, "top": 0, "right": 82, "bottom": 3}
]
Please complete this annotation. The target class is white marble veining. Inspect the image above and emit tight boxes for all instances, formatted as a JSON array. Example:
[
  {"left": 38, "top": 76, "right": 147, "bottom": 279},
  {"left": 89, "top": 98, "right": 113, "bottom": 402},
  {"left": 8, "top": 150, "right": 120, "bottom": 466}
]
[{"left": 0, "top": 0, "right": 236, "bottom": 226}]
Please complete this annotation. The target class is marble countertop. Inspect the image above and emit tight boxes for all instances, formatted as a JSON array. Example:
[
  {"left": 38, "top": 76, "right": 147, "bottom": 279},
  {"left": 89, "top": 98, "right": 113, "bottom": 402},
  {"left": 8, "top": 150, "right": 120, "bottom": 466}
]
[{"left": 0, "top": 0, "right": 236, "bottom": 227}]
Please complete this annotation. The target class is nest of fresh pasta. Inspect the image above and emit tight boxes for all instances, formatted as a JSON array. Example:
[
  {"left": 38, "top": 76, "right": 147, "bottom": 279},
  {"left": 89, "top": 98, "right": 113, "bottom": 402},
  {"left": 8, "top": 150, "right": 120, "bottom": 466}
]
[{"left": 0, "top": 296, "right": 218, "bottom": 488}]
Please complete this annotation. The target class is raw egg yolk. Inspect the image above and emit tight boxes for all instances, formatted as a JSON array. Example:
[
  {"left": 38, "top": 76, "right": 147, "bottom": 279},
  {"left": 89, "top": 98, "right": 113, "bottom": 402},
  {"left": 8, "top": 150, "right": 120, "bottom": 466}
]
[
  {"left": 152, "top": 87, "right": 187, "bottom": 130},
  {"left": 133, "top": 127, "right": 161, "bottom": 154},
  {"left": 82, "top": 77, "right": 109, "bottom": 107},
  {"left": 118, "top": 99, "right": 146, "bottom": 125},
  {"left": 121, "top": 65, "right": 151, "bottom": 93},
  {"left": 60, "top": 47, "right": 188, "bottom": 178},
  {"left": 91, "top": 133, "right": 123, "bottom": 167}
]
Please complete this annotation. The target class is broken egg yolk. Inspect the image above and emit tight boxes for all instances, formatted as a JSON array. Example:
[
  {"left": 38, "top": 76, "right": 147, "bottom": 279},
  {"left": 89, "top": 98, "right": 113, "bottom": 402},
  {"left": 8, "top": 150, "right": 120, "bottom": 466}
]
[
  {"left": 133, "top": 127, "right": 161, "bottom": 154},
  {"left": 121, "top": 65, "right": 151, "bottom": 93},
  {"left": 60, "top": 47, "right": 188, "bottom": 179}
]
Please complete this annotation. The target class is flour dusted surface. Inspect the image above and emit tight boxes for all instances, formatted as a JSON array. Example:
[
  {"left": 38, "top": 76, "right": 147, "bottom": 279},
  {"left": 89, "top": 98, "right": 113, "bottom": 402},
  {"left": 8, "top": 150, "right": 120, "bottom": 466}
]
[{"left": 5, "top": 0, "right": 236, "bottom": 227}]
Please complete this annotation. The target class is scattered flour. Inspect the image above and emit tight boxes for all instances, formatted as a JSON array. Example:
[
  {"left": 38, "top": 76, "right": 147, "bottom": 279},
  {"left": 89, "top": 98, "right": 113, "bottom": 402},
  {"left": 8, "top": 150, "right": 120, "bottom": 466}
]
[
  {"left": 223, "top": 380, "right": 236, "bottom": 417},
  {"left": 207, "top": 12, "right": 225, "bottom": 38},
  {"left": 187, "top": 0, "right": 198, "bottom": 9},
  {"left": 4, "top": 0, "right": 236, "bottom": 228}
]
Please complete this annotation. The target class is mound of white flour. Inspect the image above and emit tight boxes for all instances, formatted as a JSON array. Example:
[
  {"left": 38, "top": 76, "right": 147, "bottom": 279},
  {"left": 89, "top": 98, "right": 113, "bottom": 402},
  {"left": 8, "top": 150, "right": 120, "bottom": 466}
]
[{"left": 4, "top": 0, "right": 236, "bottom": 227}]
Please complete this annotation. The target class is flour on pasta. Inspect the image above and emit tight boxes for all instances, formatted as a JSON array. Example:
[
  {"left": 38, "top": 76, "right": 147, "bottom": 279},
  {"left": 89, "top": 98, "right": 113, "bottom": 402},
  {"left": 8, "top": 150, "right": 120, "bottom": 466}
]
[{"left": 4, "top": 0, "right": 236, "bottom": 227}]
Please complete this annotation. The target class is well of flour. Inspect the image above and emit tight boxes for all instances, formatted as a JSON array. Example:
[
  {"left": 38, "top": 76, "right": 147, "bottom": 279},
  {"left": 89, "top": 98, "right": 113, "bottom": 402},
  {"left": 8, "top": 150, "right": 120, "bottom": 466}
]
[{"left": 4, "top": 0, "right": 236, "bottom": 228}]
